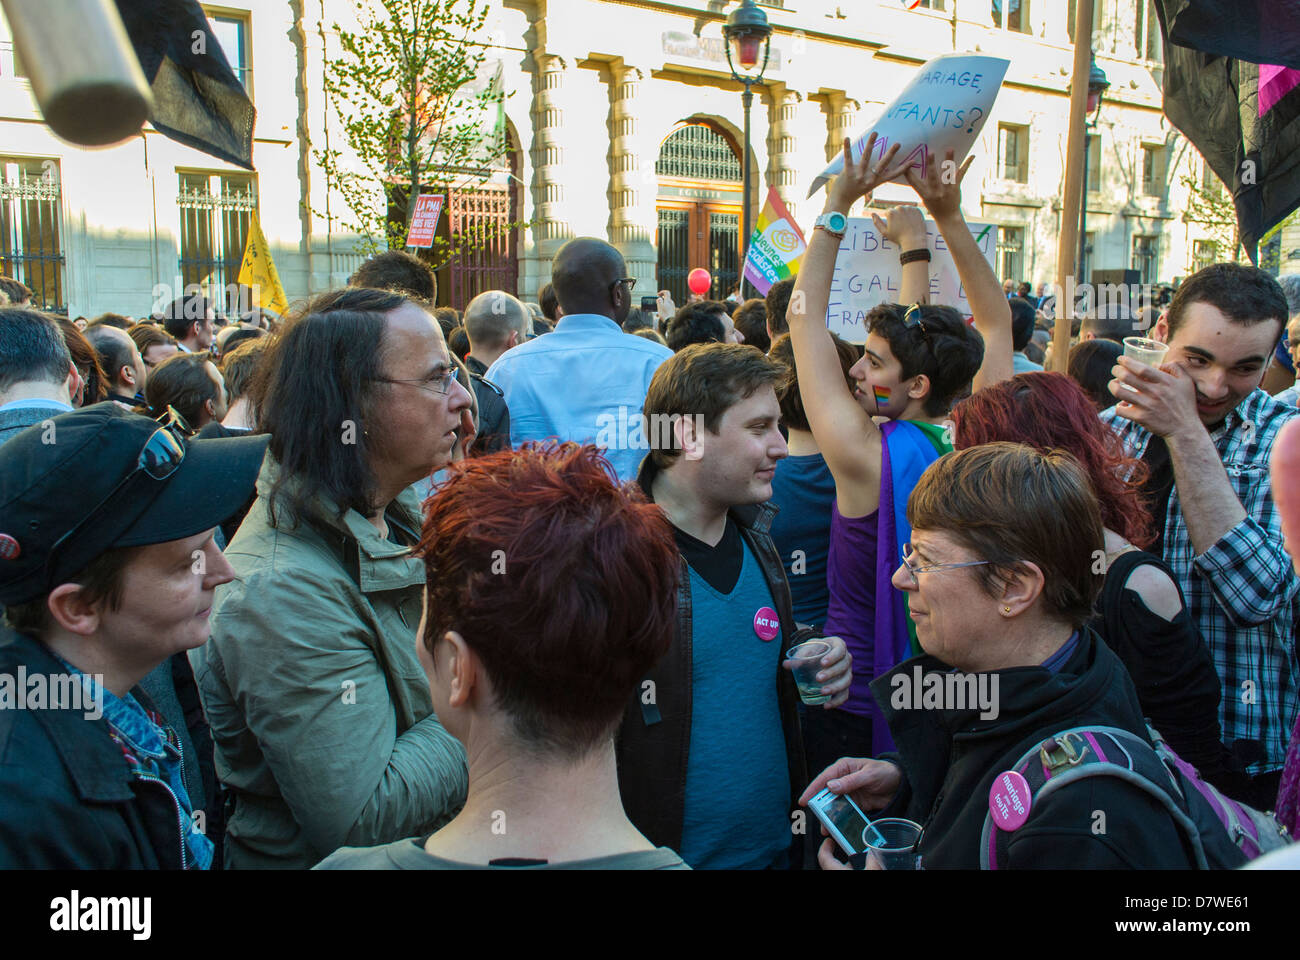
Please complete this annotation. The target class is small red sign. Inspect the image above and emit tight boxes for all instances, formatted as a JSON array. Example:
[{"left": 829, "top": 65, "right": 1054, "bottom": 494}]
[{"left": 406, "top": 194, "right": 445, "bottom": 249}]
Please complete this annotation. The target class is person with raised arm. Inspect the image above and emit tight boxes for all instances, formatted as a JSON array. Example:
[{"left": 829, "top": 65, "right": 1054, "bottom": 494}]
[{"left": 787, "top": 136, "right": 1007, "bottom": 760}]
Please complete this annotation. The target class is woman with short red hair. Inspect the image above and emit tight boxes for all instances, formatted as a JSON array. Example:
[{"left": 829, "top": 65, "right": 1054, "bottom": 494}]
[
  {"left": 320, "top": 442, "right": 689, "bottom": 870},
  {"left": 952, "top": 372, "right": 1245, "bottom": 797}
]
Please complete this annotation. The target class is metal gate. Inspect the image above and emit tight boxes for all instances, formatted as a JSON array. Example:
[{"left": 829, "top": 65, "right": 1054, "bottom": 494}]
[
  {"left": 655, "top": 122, "right": 744, "bottom": 306},
  {"left": 177, "top": 173, "right": 256, "bottom": 316},
  {"left": 445, "top": 185, "right": 518, "bottom": 309},
  {"left": 0, "top": 158, "right": 64, "bottom": 312},
  {"left": 709, "top": 212, "right": 740, "bottom": 300},
  {"left": 657, "top": 208, "right": 691, "bottom": 305}
]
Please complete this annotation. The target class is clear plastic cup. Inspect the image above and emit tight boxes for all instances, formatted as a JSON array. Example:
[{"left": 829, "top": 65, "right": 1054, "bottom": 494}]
[
  {"left": 862, "top": 818, "right": 923, "bottom": 870},
  {"left": 1123, "top": 336, "right": 1169, "bottom": 367},
  {"left": 1120, "top": 337, "right": 1169, "bottom": 392},
  {"left": 784, "top": 640, "right": 832, "bottom": 705}
]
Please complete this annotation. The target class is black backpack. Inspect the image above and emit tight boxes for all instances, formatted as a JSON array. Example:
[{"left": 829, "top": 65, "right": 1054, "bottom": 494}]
[{"left": 979, "top": 724, "right": 1291, "bottom": 869}]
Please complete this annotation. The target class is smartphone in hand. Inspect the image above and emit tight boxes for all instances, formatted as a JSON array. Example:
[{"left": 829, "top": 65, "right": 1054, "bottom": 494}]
[{"left": 808, "top": 786, "right": 873, "bottom": 856}]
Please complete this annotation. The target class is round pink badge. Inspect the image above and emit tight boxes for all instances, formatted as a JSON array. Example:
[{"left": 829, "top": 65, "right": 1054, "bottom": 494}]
[
  {"left": 753, "top": 606, "right": 779, "bottom": 641},
  {"left": 988, "top": 770, "right": 1032, "bottom": 832}
]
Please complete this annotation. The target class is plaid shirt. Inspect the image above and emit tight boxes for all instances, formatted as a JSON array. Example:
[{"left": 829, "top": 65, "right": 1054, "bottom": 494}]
[{"left": 1101, "top": 389, "right": 1300, "bottom": 776}]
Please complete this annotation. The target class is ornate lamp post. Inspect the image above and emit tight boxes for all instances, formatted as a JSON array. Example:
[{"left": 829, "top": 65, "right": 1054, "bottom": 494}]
[
  {"left": 723, "top": 0, "right": 773, "bottom": 296},
  {"left": 1077, "top": 59, "right": 1110, "bottom": 286}
]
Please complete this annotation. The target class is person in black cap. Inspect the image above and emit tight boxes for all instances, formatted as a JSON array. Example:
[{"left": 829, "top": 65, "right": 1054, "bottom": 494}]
[{"left": 0, "top": 404, "right": 267, "bottom": 868}]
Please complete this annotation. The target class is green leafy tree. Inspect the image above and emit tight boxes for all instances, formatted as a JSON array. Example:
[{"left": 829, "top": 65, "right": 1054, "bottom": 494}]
[{"left": 317, "top": 0, "right": 517, "bottom": 265}]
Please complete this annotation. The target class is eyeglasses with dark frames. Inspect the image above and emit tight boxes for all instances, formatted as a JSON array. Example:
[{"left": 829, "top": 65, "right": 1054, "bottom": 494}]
[{"left": 610, "top": 277, "right": 637, "bottom": 297}]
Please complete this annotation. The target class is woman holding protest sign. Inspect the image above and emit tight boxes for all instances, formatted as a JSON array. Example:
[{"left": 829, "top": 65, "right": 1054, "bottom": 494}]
[{"left": 787, "top": 135, "right": 1013, "bottom": 766}]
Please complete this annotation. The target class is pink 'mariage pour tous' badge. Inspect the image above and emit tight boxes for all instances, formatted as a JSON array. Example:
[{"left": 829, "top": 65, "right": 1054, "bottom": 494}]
[
  {"left": 753, "top": 606, "right": 779, "bottom": 641},
  {"left": 989, "top": 770, "right": 1032, "bottom": 831}
]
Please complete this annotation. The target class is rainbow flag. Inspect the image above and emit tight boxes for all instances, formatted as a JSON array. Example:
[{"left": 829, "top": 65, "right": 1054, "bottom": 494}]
[{"left": 742, "top": 187, "right": 807, "bottom": 296}]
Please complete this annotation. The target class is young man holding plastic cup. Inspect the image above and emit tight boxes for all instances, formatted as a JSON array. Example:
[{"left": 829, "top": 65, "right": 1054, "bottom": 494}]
[
  {"left": 1103, "top": 263, "right": 1300, "bottom": 807},
  {"left": 618, "top": 342, "right": 852, "bottom": 870}
]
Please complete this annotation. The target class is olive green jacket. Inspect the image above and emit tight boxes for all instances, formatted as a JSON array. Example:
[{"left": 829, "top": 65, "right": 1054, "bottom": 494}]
[{"left": 191, "top": 456, "right": 468, "bottom": 869}]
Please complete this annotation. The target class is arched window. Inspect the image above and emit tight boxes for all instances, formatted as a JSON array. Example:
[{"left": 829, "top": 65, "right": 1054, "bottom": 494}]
[{"left": 656, "top": 123, "right": 744, "bottom": 305}]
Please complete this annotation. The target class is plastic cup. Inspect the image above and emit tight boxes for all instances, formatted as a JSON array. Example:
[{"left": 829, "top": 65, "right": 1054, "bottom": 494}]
[
  {"left": 785, "top": 640, "right": 832, "bottom": 706},
  {"left": 862, "top": 818, "right": 923, "bottom": 870},
  {"left": 1123, "top": 336, "right": 1169, "bottom": 367},
  {"left": 1120, "top": 337, "right": 1169, "bottom": 393}
]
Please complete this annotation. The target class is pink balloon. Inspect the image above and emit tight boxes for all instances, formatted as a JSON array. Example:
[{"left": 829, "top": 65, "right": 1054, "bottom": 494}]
[{"left": 687, "top": 268, "right": 711, "bottom": 296}]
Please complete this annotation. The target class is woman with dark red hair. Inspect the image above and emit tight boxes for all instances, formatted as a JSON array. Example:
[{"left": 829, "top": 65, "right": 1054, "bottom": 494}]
[{"left": 952, "top": 372, "right": 1246, "bottom": 797}]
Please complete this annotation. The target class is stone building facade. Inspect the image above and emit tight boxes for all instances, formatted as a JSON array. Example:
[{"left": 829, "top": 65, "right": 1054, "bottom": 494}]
[{"left": 0, "top": 0, "right": 1290, "bottom": 318}]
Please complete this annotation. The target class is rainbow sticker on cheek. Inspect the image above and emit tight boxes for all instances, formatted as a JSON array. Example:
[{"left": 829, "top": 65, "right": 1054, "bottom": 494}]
[{"left": 873, "top": 385, "right": 892, "bottom": 408}]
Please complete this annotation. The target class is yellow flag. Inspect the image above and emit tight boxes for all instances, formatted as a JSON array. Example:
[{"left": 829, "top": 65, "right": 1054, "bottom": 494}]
[{"left": 236, "top": 213, "right": 288, "bottom": 316}]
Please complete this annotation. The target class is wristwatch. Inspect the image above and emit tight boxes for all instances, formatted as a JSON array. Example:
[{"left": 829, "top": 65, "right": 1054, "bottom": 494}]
[{"left": 814, "top": 211, "right": 848, "bottom": 239}]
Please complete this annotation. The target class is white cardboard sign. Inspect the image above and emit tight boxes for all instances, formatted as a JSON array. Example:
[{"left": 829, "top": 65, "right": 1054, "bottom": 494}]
[
  {"left": 809, "top": 53, "right": 1010, "bottom": 197},
  {"left": 825, "top": 217, "right": 999, "bottom": 344}
]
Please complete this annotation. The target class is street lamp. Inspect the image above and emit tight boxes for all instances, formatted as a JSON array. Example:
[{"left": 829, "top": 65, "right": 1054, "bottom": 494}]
[
  {"left": 723, "top": 0, "right": 773, "bottom": 298},
  {"left": 1077, "top": 59, "right": 1110, "bottom": 287}
]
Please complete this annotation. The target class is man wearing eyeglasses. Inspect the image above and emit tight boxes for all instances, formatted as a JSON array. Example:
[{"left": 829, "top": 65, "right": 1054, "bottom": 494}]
[
  {"left": 486, "top": 238, "right": 673, "bottom": 484},
  {"left": 0, "top": 404, "right": 268, "bottom": 868}
]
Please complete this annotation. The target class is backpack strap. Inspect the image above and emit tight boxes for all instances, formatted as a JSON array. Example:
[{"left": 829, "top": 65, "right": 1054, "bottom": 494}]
[{"left": 979, "top": 725, "right": 1210, "bottom": 869}]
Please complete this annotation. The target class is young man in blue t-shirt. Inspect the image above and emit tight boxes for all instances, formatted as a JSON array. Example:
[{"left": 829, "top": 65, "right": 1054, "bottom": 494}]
[{"left": 619, "top": 343, "right": 853, "bottom": 869}]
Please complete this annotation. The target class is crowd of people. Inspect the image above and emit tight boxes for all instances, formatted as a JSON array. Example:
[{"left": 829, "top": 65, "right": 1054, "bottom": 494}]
[{"left": 2, "top": 138, "right": 1300, "bottom": 871}]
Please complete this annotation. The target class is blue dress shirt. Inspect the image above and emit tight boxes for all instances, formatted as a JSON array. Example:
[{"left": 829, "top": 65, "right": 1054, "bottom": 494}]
[{"left": 485, "top": 313, "right": 673, "bottom": 483}]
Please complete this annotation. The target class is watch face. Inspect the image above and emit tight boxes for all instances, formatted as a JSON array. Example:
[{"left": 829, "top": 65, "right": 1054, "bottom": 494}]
[{"left": 825, "top": 212, "right": 847, "bottom": 232}]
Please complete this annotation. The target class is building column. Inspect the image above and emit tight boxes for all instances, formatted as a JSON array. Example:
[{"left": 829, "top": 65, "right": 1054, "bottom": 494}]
[
  {"left": 825, "top": 91, "right": 860, "bottom": 163},
  {"left": 530, "top": 52, "right": 571, "bottom": 271},
  {"left": 766, "top": 85, "right": 802, "bottom": 222},
  {"left": 608, "top": 61, "right": 656, "bottom": 288}
]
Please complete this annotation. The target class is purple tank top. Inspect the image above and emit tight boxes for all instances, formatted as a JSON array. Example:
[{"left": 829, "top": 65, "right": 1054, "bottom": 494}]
[{"left": 822, "top": 500, "right": 879, "bottom": 718}]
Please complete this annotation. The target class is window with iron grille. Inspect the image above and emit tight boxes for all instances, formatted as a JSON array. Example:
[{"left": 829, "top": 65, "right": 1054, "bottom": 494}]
[
  {"left": 1132, "top": 235, "right": 1159, "bottom": 284},
  {"left": 177, "top": 172, "right": 256, "bottom": 317},
  {"left": 997, "top": 226, "right": 1024, "bottom": 284},
  {"left": 656, "top": 125, "right": 742, "bottom": 182},
  {"left": 998, "top": 124, "right": 1028, "bottom": 183},
  {"left": 0, "top": 157, "right": 65, "bottom": 312},
  {"left": 1192, "top": 239, "right": 1219, "bottom": 273}
]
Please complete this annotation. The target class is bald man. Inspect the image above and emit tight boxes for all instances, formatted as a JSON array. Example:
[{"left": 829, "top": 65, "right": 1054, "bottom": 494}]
[{"left": 485, "top": 238, "right": 673, "bottom": 482}]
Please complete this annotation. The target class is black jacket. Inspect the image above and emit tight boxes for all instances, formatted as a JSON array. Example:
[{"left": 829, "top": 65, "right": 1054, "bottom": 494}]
[
  {"left": 468, "top": 373, "right": 510, "bottom": 456},
  {"left": 615, "top": 456, "right": 809, "bottom": 857},
  {"left": 0, "top": 628, "right": 192, "bottom": 868},
  {"left": 872, "top": 627, "right": 1197, "bottom": 868}
]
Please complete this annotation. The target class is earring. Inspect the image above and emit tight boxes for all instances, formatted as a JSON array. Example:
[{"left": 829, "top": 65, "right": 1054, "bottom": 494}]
[{"left": 1003, "top": 606, "right": 1011, "bottom": 614}]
